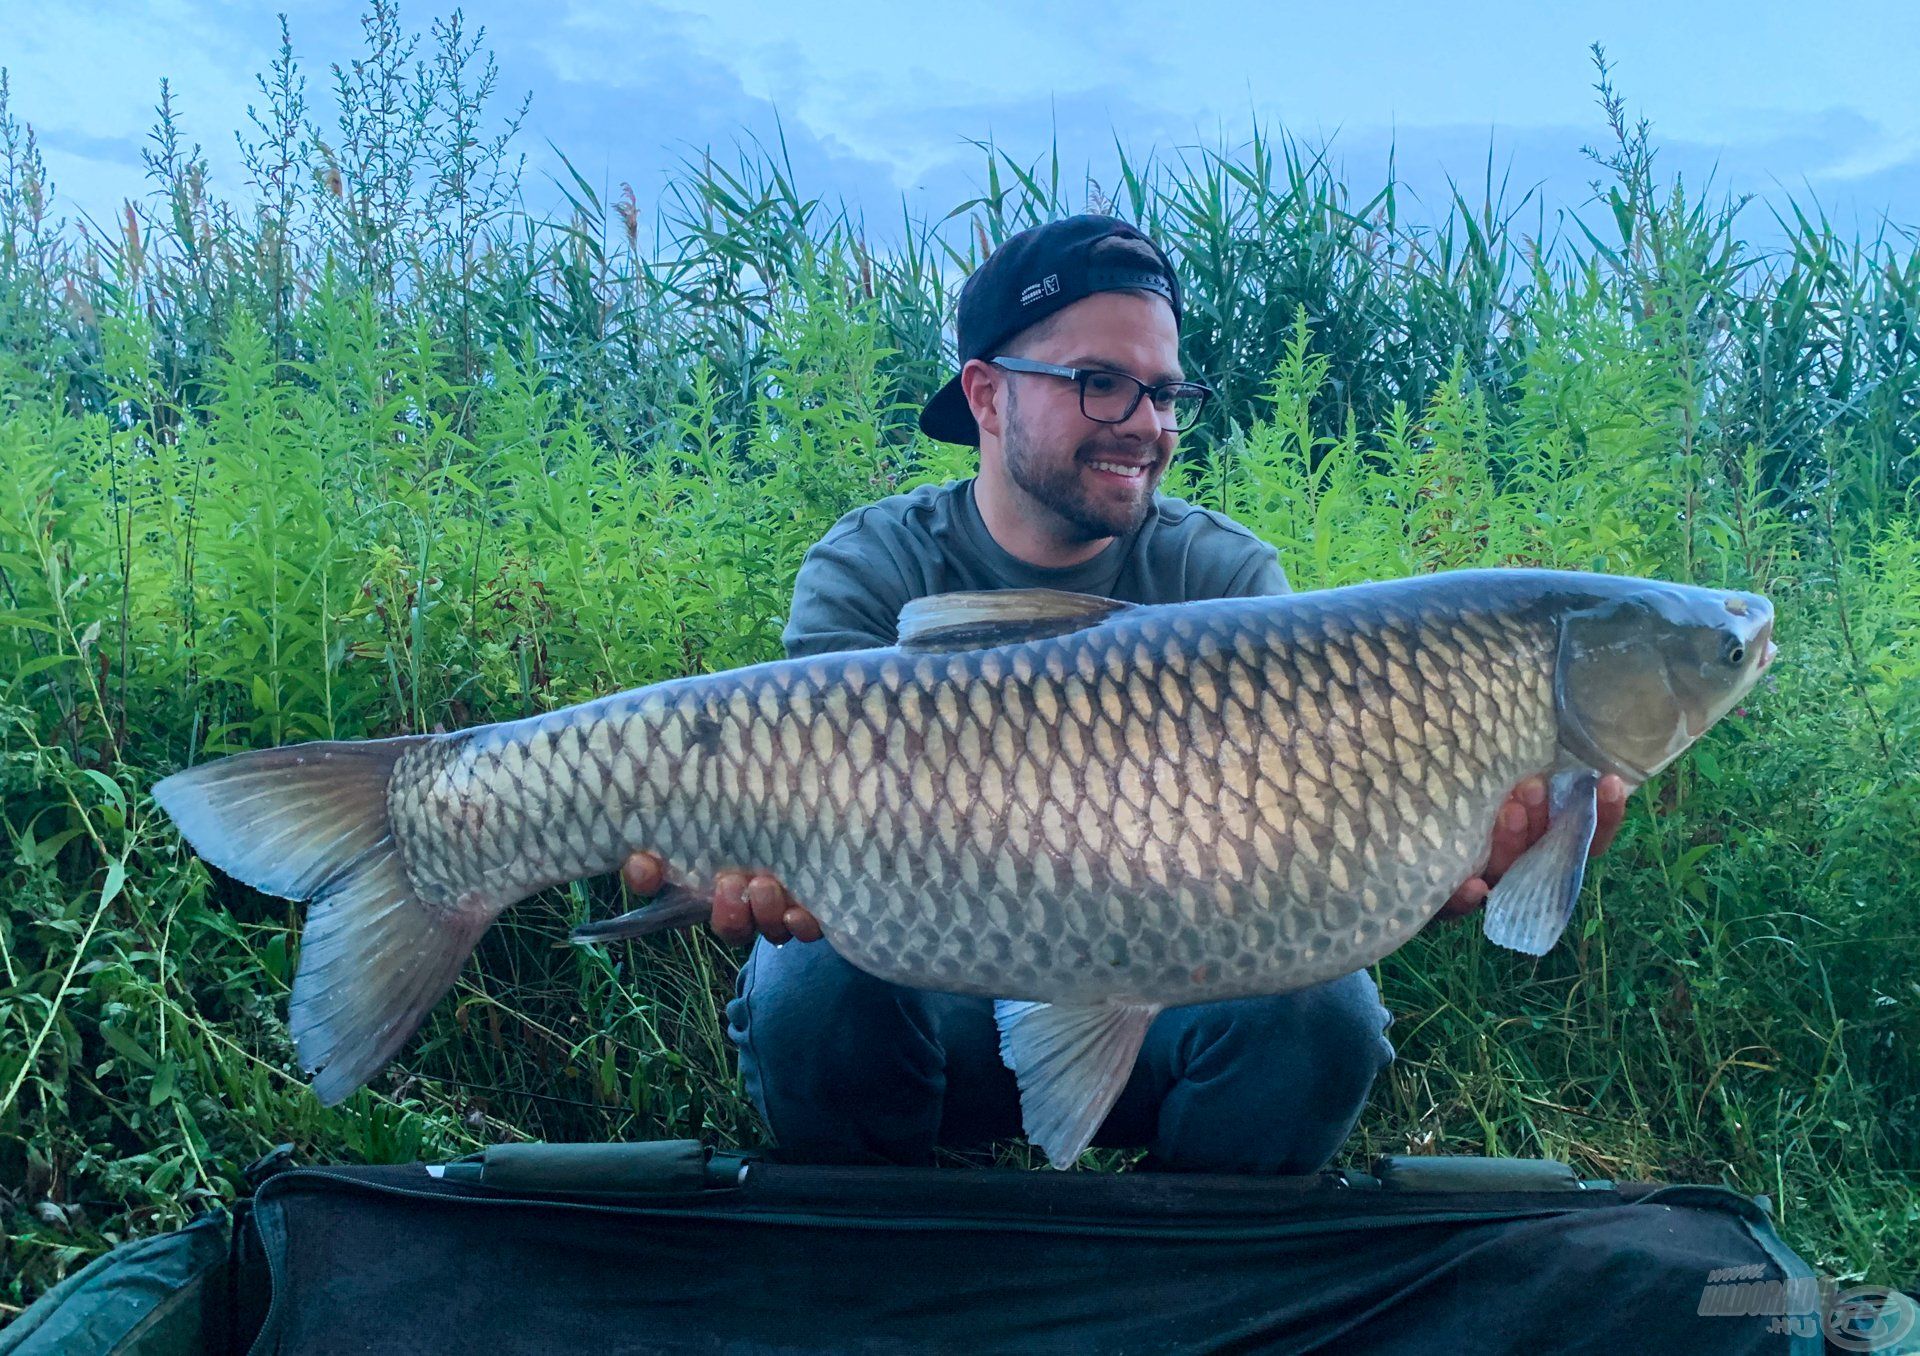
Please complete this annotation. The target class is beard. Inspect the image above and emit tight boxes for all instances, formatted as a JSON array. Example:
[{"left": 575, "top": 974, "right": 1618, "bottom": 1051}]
[{"left": 1001, "top": 395, "right": 1162, "bottom": 544}]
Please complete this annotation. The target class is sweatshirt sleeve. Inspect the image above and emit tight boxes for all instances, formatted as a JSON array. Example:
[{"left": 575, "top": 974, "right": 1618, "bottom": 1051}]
[
  {"left": 781, "top": 515, "right": 914, "bottom": 660},
  {"left": 1222, "top": 541, "right": 1292, "bottom": 598}
]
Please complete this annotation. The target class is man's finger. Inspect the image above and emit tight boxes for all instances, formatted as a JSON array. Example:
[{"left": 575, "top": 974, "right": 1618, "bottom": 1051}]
[
  {"left": 1483, "top": 799, "right": 1530, "bottom": 883},
  {"left": 622, "top": 850, "right": 666, "bottom": 897},
  {"left": 711, "top": 870, "right": 753, "bottom": 945},
  {"left": 746, "top": 874, "right": 791, "bottom": 944},
  {"left": 785, "top": 907, "right": 825, "bottom": 943},
  {"left": 1437, "top": 876, "right": 1488, "bottom": 921},
  {"left": 1519, "top": 775, "right": 1549, "bottom": 843},
  {"left": 1589, "top": 774, "right": 1628, "bottom": 857}
]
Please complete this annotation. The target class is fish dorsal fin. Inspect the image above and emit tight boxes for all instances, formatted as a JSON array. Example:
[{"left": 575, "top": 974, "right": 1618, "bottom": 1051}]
[{"left": 896, "top": 588, "right": 1133, "bottom": 653}]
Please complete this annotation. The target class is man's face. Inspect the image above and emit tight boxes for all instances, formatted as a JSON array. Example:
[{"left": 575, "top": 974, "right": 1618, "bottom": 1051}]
[{"left": 991, "top": 290, "right": 1182, "bottom": 544}]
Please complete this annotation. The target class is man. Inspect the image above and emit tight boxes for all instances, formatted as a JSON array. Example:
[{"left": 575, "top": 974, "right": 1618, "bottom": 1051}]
[{"left": 622, "top": 215, "right": 1627, "bottom": 1172}]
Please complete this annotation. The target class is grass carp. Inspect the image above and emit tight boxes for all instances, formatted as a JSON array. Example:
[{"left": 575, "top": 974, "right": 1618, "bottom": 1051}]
[{"left": 153, "top": 568, "right": 1775, "bottom": 1167}]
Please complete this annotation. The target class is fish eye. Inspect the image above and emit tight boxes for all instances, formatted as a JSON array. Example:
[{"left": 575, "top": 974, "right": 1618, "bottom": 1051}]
[{"left": 1722, "top": 636, "right": 1746, "bottom": 666}]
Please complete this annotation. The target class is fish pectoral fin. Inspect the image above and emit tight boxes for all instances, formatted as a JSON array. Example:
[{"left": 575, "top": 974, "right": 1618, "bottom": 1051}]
[
  {"left": 569, "top": 884, "right": 711, "bottom": 944},
  {"left": 1481, "top": 769, "right": 1602, "bottom": 957},
  {"left": 896, "top": 589, "right": 1133, "bottom": 653},
  {"left": 993, "top": 999, "right": 1160, "bottom": 1170}
]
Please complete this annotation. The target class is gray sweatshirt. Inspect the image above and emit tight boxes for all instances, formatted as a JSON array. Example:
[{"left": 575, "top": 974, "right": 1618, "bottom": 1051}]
[{"left": 781, "top": 477, "right": 1290, "bottom": 659}]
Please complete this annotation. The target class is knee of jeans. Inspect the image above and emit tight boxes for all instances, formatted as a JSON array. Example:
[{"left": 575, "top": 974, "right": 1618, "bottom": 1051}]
[
  {"left": 1184, "top": 972, "right": 1395, "bottom": 1095},
  {"left": 1306, "top": 973, "right": 1394, "bottom": 1088},
  {"left": 730, "top": 940, "right": 940, "bottom": 1081},
  {"left": 1313, "top": 971, "right": 1396, "bottom": 1073}
]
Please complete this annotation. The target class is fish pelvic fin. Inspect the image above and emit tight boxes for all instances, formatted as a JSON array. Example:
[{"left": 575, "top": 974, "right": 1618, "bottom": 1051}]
[
  {"left": 1481, "top": 768, "right": 1602, "bottom": 957},
  {"left": 994, "top": 999, "right": 1160, "bottom": 1170},
  {"left": 153, "top": 736, "right": 494, "bottom": 1104},
  {"left": 570, "top": 884, "right": 711, "bottom": 944}
]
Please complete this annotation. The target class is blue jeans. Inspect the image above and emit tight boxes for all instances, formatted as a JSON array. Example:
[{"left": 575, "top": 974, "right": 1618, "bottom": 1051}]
[{"left": 726, "top": 937, "right": 1396, "bottom": 1173}]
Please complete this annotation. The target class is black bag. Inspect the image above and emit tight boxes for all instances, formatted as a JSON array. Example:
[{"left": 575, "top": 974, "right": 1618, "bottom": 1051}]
[{"left": 3, "top": 1142, "right": 1874, "bottom": 1355}]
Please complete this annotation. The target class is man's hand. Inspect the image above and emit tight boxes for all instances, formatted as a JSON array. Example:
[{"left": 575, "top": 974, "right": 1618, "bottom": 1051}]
[
  {"left": 620, "top": 851, "right": 823, "bottom": 946},
  {"left": 1427, "top": 773, "right": 1628, "bottom": 928}
]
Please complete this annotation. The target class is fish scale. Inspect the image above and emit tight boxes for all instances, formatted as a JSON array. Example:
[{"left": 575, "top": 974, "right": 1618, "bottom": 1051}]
[
  {"left": 153, "top": 567, "right": 1775, "bottom": 1162},
  {"left": 386, "top": 579, "right": 1555, "bottom": 1007}
]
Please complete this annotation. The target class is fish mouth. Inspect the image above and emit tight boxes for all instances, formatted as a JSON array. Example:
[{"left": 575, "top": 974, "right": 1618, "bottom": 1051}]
[
  {"left": 1731, "top": 598, "right": 1776, "bottom": 674},
  {"left": 1739, "top": 614, "right": 1777, "bottom": 684},
  {"left": 1678, "top": 612, "right": 1777, "bottom": 743}
]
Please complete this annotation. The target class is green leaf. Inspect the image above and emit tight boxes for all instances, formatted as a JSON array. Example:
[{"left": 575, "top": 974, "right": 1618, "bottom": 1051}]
[
  {"left": 262, "top": 933, "right": 289, "bottom": 985},
  {"left": 1691, "top": 744, "right": 1722, "bottom": 785},
  {"left": 1675, "top": 843, "right": 1718, "bottom": 875},
  {"left": 20, "top": 825, "right": 84, "bottom": 868},
  {"left": 14, "top": 653, "right": 74, "bottom": 679},
  {"left": 82, "top": 769, "right": 127, "bottom": 811},
  {"left": 102, "top": 1024, "right": 155, "bottom": 1071}
]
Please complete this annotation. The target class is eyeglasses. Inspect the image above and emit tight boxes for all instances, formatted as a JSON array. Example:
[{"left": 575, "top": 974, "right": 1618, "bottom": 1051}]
[{"left": 988, "top": 357, "right": 1213, "bottom": 432}]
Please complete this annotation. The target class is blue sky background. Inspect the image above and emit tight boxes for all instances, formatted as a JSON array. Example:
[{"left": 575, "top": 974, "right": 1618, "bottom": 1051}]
[{"left": 6, "top": 0, "right": 1919, "bottom": 250}]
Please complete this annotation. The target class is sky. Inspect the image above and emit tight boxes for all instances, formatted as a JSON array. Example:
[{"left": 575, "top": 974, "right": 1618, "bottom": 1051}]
[{"left": 4, "top": 0, "right": 1919, "bottom": 250}]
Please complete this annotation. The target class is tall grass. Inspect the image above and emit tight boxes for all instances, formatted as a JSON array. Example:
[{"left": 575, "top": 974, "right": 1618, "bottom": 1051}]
[{"left": 0, "top": 16, "right": 1915, "bottom": 1317}]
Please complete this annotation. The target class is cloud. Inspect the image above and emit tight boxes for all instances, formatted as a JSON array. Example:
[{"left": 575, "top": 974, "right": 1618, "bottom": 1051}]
[
  {"left": 5, "top": 3, "right": 250, "bottom": 221},
  {"left": 499, "top": 0, "right": 1920, "bottom": 248},
  {"left": 10, "top": 0, "right": 1919, "bottom": 251},
  {"left": 1814, "top": 136, "right": 1920, "bottom": 186}
]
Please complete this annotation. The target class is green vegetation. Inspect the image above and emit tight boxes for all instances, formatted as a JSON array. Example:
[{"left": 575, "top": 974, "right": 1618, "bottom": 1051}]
[{"left": 2, "top": 13, "right": 1915, "bottom": 1315}]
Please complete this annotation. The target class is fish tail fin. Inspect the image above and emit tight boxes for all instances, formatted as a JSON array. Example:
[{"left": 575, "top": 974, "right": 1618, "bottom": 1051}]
[{"left": 153, "top": 736, "right": 494, "bottom": 1104}]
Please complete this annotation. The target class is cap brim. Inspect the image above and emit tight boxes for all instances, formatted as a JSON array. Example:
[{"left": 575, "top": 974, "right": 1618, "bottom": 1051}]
[{"left": 918, "top": 374, "right": 979, "bottom": 445}]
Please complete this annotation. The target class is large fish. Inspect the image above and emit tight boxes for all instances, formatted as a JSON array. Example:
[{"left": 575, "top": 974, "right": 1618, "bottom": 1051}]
[{"left": 153, "top": 568, "right": 1775, "bottom": 1166}]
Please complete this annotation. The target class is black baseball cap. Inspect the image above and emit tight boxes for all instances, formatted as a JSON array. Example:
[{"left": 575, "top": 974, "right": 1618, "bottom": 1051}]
[{"left": 918, "top": 214, "right": 1184, "bottom": 445}]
